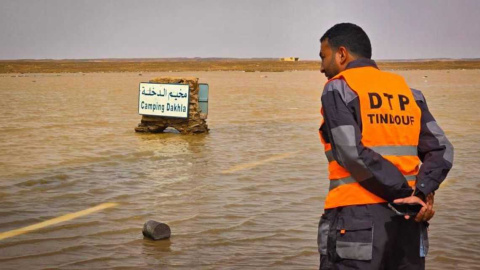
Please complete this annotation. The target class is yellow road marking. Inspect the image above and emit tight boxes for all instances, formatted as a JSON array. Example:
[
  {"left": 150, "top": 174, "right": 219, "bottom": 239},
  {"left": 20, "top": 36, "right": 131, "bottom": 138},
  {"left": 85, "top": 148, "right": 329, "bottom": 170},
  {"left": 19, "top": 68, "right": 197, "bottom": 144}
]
[
  {"left": 0, "top": 202, "right": 118, "bottom": 241},
  {"left": 221, "top": 152, "right": 298, "bottom": 174}
]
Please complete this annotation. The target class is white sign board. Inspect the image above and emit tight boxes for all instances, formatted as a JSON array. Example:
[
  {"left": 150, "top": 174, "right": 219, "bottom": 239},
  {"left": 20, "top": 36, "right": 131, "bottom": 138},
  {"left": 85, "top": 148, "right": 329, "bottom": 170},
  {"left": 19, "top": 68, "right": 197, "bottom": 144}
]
[{"left": 138, "top": 83, "right": 190, "bottom": 118}]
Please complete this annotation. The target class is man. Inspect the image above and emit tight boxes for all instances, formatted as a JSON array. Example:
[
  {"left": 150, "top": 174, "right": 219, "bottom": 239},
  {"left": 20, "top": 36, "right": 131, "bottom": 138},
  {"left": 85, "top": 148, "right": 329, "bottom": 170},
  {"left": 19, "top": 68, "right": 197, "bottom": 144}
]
[{"left": 317, "top": 23, "right": 453, "bottom": 270}]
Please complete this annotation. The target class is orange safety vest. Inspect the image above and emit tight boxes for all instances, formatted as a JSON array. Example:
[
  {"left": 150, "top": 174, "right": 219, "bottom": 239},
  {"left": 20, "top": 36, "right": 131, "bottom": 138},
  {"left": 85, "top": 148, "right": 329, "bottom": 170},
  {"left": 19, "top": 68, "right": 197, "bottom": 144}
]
[{"left": 321, "top": 66, "right": 422, "bottom": 209}]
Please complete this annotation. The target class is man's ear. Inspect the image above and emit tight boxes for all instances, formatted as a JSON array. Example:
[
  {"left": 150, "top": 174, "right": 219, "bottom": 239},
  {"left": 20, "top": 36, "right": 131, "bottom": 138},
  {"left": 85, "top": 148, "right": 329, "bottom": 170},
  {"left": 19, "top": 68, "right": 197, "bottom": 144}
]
[{"left": 337, "top": 46, "right": 348, "bottom": 65}]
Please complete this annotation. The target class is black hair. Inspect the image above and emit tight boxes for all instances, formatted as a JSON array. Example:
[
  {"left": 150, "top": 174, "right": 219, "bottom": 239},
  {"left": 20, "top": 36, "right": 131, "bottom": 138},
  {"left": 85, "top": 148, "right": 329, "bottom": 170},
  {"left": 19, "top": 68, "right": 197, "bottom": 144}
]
[{"left": 320, "top": 23, "right": 372, "bottom": 59}]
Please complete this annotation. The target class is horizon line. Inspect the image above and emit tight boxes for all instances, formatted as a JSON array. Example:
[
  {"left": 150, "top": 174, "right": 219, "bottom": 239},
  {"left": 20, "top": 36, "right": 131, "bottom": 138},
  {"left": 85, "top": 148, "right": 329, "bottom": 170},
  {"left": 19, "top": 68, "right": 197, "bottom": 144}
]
[{"left": 1, "top": 57, "right": 479, "bottom": 62}]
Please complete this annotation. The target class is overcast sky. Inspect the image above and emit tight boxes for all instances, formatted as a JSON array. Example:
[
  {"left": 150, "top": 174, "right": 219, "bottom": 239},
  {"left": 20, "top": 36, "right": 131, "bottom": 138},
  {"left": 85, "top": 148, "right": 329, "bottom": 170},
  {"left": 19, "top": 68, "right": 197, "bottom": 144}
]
[{"left": 1, "top": 0, "right": 479, "bottom": 60}]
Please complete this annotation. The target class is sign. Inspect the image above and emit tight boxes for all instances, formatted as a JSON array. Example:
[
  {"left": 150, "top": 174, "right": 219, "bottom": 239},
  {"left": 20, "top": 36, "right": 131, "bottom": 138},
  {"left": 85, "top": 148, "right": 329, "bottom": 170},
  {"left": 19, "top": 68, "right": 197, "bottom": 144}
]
[{"left": 138, "top": 83, "right": 190, "bottom": 118}]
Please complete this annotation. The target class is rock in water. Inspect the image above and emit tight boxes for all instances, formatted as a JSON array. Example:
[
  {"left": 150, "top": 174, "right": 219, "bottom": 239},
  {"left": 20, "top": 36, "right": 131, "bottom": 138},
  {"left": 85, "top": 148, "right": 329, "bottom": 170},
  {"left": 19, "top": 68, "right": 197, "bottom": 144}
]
[{"left": 142, "top": 220, "right": 171, "bottom": 240}]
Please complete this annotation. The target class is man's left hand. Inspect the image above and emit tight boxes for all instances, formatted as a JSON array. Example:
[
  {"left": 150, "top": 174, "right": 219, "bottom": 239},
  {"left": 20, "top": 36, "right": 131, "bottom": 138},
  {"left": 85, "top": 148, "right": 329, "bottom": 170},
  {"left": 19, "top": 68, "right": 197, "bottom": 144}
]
[
  {"left": 414, "top": 193, "right": 435, "bottom": 222},
  {"left": 393, "top": 193, "right": 435, "bottom": 222}
]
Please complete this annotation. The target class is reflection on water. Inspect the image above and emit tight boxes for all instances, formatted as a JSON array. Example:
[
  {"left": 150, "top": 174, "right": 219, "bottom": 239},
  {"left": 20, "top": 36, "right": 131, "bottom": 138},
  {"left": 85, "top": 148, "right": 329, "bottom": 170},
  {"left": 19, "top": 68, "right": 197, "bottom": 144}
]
[{"left": 0, "top": 70, "right": 479, "bottom": 269}]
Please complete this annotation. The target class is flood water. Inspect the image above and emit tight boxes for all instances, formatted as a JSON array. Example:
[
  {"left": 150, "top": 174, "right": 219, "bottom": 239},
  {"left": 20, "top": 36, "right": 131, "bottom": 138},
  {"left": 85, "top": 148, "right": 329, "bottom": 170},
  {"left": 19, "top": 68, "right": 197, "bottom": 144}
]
[{"left": 0, "top": 70, "right": 479, "bottom": 269}]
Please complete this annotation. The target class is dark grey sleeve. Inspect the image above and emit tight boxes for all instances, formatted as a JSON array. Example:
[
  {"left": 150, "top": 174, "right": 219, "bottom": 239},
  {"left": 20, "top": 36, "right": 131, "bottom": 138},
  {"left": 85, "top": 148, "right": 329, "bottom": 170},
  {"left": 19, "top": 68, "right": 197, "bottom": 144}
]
[
  {"left": 411, "top": 89, "right": 454, "bottom": 196},
  {"left": 321, "top": 80, "right": 413, "bottom": 201}
]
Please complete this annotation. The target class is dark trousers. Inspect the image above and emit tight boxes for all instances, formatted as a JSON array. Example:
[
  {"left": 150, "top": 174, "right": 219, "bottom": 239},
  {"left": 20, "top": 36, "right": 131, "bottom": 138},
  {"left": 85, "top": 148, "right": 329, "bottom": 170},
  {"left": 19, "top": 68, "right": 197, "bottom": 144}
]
[{"left": 318, "top": 203, "right": 429, "bottom": 270}]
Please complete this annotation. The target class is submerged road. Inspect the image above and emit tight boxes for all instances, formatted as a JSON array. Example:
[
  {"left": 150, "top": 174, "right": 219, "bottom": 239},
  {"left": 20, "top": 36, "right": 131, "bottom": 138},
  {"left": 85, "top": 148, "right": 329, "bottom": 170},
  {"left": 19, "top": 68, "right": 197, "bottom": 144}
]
[{"left": 0, "top": 70, "right": 478, "bottom": 269}]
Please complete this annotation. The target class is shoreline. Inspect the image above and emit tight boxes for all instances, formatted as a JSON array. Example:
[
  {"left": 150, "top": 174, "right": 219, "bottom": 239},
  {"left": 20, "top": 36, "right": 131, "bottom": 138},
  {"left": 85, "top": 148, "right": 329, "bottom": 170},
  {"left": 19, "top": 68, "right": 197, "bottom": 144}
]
[{"left": 1, "top": 59, "right": 480, "bottom": 73}]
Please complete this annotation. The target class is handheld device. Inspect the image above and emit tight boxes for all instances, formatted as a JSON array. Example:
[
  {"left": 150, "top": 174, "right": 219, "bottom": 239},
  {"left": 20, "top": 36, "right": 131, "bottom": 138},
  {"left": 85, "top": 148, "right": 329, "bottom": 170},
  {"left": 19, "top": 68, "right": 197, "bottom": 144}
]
[{"left": 388, "top": 203, "right": 423, "bottom": 216}]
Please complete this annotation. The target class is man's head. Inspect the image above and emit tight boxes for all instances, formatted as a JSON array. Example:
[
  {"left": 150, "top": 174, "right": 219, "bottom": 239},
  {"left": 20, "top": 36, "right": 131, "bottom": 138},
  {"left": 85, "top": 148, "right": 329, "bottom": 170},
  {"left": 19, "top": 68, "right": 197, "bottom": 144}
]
[{"left": 319, "top": 23, "right": 372, "bottom": 79}]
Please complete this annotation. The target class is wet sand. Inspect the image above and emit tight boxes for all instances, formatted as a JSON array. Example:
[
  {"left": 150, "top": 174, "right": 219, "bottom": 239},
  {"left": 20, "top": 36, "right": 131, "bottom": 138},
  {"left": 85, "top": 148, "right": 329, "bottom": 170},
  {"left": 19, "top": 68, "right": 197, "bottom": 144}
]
[{"left": 0, "top": 70, "right": 479, "bottom": 269}]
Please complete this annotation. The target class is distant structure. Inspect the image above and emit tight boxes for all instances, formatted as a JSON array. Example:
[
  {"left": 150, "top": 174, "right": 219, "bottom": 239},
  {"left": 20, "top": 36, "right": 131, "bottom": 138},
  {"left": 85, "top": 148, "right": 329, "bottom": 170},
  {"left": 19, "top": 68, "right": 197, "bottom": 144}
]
[{"left": 280, "top": 57, "right": 299, "bottom": 61}]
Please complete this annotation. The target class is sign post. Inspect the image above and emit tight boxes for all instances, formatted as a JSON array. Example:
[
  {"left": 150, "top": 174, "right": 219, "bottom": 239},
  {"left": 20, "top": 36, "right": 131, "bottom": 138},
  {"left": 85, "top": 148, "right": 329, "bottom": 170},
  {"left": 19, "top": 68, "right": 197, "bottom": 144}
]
[
  {"left": 138, "top": 83, "right": 190, "bottom": 118},
  {"left": 135, "top": 77, "right": 209, "bottom": 134}
]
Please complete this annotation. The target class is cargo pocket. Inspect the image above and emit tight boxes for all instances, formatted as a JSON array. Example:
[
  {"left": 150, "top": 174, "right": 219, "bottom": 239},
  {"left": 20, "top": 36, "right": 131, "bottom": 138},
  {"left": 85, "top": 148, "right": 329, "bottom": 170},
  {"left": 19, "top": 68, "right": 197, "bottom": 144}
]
[
  {"left": 335, "top": 216, "right": 373, "bottom": 261},
  {"left": 318, "top": 214, "right": 330, "bottom": 255},
  {"left": 420, "top": 222, "right": 429, "bottom": 258}
]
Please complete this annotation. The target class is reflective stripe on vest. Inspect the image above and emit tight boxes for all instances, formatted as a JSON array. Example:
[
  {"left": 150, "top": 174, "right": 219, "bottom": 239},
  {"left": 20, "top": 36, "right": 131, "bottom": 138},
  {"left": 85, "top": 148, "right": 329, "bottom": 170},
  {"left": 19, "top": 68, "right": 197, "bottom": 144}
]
[
  {"left": 325, "top": 145, "right": 418, "bottom": 163},
  {"left": 329, "top": 174, "right": 417, "bottom": 190},
  {"left": 322, "top": 66, "right": 422, "bottom": 209}
]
